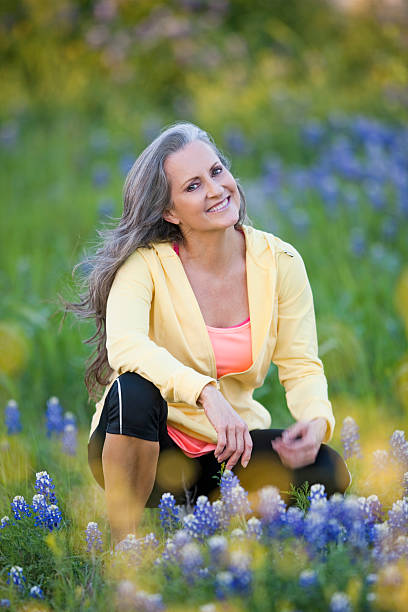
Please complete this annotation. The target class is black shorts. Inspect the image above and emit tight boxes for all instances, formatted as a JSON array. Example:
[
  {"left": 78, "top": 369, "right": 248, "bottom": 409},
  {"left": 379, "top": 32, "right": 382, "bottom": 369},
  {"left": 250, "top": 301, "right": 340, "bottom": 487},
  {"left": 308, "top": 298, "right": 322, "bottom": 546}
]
[{"left": 88, "top": 372, "right": 351, "bottom": 508}]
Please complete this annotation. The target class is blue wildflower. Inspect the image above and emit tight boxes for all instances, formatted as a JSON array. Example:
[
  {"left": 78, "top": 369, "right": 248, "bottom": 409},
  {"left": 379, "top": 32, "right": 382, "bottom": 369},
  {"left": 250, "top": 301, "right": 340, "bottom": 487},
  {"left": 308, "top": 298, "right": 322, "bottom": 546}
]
[
  {"left": 207, "top": 535, "right": 228, "bottom": 567},
  {"left": 257, "top": 486, "right": 286, "bottom": 537},
  {"left": 403, "top": 472, "right": 408, "bottom": 498},
  {"left": 220, "top": 470, "right": 251, "bottom": 522},
  {"left": 0, "top": 599, "right": 10, "bottom": 608},
  {"left": 85, "top": 521, "right": 103, "bottom": 552},
  {"left": 308, "top": 484, "right": 327, "bottom": 506},
  {"left": 246, "top": 516, "right": 263, "bottom": 540},
  {"left": 45, "top": 397, "right": 64, "bottom": 437},
  {"left": 4, "top": 399, "right": 22, "bottom": 434},
  {"left": 63, "top": 411, "right": 77, "bottom": 427},
  {"left": 7, "top": 566, "right": 26, "bottom": 591},
  {"left": 330, "top": 592, "right": 352, "bottom": 612},
  {"left": 29, "top": 585, "right": 44, "bottom": 599},
  {"left": 284, "top": 506, "right": 305, "bottom": 538},
  {"left": 46, "top": 504, "right": 62, "bottom": 531},
  {"left": 61, "top": 423, "right": 77, "bottom": 456},
  {"left": 388, "top": 497, "right": 408, "bottom": 536},
  {"left": 299, "top": 569, "right": 318, "bottom": 588},
  {"left": 228, "top": 550, "right": 252, "bottom": 595},
  {"left": 215, "top": 570, "right": 235, "bottom": 600},
  {"left": 341, "top": 416, "right": 362, "bottom": 459},
  {"left": 35, "top": 471, "right": 58, "bottom": 505},
  {"left": 390, "top": 430, "right": 408, "bottom": 468},
  {"left": 31, "top": 494, "right": 48, "bottom": 527},
  {"left": 158, "top": 492, "right": 180, "bottom": 532},
  {"left": 183, "top": 496, "right": 219, "bottom": 541},
  {"left": 0, "top": 515, "right": 10, "bottom": 529},
  {"left": 372, "top": 449, "right": 389, "bottom": 470},
  {"left": 179, "top": 541, "right": 204, "bottom": 583},
  {"left": 11, "top": 495, "right": 31, "bottom": 520}
]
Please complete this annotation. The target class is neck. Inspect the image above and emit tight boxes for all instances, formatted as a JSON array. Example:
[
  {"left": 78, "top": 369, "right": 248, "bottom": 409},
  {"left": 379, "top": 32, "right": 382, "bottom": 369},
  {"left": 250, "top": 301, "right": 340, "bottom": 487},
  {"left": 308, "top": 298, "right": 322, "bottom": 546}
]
[{"left": 178, "top": 226, "right": 245, "bottom": 274}]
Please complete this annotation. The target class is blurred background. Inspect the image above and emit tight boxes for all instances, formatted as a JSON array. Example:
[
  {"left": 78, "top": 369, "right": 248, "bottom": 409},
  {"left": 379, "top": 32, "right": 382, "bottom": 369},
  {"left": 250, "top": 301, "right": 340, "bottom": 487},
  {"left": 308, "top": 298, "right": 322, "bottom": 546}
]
[{"left": 1, "top": 0, "right": 408, "bottom": 448}]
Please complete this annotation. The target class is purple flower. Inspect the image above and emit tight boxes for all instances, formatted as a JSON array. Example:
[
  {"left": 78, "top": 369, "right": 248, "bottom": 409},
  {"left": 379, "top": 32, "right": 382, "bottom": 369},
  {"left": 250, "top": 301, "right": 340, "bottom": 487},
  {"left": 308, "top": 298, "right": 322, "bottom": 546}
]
[
  {"left": 388, "top": 497, "right": 408, "bottom": 536},
  {"left": 372, "top": 449, "right": 389, "bottom": 470},
  {"left": 86, "top": 521, "right": 103, "bottom": 552},
  {"left": 0, "top": 599, "right": 10, "bottom": 608},
  {"left": 4, "top": 399, "right": 22, "bottom": 434},
  {"left": 158, "top": 492, "right": 180, "bottom": 532},
  {"left": 7, "top": 566, "right": 26, "bottom": 591},
  {"left": 0, "top": 516, "right": 10, "bottom": 529},
  {"left": 246, "top": 516, "right": 262, "bottom": 540},
  {"left": 179, "top": 541, "right": 204, "bottom": 583},
  {"left": 35, "top": 471, "right": 58, "bottom": 505},
  {"left": 257, "top": 486, "right": 286, "bottom": 537},
  {"left": 284, "top": 506, "right": 305, "bottom": 538},
  {"left": 11, "top": 495, "right": 31, "bottom": 520},
  {"left": 219, "top": 471, "right": 251, "bottom": 521},
  {"left": 207, "top": 535, "right": 228, "bottom": 567},
  {"left": 45, "top": 397, "right": 64, "bottom": 438},
  {"left": 341, "top": 416, "right": 362, "bottom": 460},
  {"left": 308, "top": 484, "right": 327, "bottom": 506}
]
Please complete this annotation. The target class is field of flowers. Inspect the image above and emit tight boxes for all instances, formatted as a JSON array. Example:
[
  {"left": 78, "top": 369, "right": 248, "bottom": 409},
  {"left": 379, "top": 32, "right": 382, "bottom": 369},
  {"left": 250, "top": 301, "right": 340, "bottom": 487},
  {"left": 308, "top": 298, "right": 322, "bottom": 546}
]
[
  {"left": 1, "top": 109, "right": 408, "bottom": 610},
  {"left": 1, "top": 2, "right": 408, "bottom": 610}
]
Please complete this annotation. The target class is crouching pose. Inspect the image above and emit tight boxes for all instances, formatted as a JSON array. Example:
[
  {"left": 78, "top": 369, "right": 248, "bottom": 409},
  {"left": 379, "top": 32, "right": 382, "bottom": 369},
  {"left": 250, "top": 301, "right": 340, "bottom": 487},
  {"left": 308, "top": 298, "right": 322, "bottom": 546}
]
[{"left": 68, "top": 122, "right": 351, "bottom": 545}]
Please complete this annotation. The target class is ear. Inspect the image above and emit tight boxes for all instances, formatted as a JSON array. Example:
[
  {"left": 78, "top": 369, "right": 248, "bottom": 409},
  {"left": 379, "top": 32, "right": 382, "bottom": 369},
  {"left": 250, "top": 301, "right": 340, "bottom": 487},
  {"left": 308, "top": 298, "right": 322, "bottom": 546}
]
[{"left": 162, "top": 209, "right": 180, "bottom": 225}]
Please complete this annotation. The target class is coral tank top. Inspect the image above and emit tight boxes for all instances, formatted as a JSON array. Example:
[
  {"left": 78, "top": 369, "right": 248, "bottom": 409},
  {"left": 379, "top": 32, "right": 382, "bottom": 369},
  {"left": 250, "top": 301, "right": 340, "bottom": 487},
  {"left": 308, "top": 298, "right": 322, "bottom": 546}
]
[{"left": 167, "top": 234, "right": 253, "bottom": 457}]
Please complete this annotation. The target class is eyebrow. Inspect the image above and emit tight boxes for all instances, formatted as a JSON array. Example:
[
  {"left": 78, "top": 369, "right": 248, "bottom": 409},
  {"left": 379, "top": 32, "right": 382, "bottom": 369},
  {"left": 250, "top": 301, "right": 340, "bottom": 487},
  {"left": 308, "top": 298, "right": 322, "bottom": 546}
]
[{"left": 180, "top": 161, "right": 220, "bottom": 189}]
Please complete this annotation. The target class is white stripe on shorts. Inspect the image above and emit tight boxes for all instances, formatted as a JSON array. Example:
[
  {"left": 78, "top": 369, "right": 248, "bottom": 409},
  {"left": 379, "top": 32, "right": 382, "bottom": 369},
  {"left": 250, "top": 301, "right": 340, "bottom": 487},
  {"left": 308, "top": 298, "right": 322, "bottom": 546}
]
[{"left": 116, "top": 377, "right": 123, "bottom": 435}]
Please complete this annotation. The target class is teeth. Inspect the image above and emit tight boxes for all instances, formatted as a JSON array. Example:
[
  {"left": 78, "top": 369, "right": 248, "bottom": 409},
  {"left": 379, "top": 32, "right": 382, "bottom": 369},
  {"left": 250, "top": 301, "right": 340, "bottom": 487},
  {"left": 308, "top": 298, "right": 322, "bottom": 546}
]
[{"left": 208, "top": 197, "right": 229, "bottom": 212}]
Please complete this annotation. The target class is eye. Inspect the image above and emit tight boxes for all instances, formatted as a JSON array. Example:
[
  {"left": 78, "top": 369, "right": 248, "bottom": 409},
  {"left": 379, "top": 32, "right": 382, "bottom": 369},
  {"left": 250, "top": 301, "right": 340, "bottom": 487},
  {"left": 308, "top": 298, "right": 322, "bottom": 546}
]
[{"left": 186, "top": 166, "right": 223, "bottom": 192}]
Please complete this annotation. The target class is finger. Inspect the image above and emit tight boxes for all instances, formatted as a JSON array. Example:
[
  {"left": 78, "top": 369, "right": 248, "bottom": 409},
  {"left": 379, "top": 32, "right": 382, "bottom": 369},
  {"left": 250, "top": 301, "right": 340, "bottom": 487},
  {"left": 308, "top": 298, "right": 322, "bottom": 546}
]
[
  {"left": 217, "top": 426, "right": 236, "bottom": 463},
  {"left": 215, "top": 429, "right": 227, "bottom": 459},
  {"left": 226, "top": 430, "right": 244, "bottom": 471},
  {"left": 282, "top": 422, "right": 306, "bottom": 443},
  {"left": 241, "top": 430, "right": 253, "bottom": 467}
]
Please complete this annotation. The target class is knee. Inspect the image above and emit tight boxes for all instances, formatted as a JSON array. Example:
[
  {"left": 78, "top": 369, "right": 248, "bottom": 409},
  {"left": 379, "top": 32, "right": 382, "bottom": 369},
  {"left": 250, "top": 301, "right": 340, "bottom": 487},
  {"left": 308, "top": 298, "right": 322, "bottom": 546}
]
[{"left": 323, "top": 447, "right": 352, "bottom": 497}]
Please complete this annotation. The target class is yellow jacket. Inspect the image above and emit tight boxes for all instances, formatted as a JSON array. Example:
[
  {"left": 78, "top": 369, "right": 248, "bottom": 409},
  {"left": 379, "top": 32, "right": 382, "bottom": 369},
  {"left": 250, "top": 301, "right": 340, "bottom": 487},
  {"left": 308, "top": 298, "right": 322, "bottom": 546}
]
[{"left": 88, "top": 224, "right": 335, "bottom": 445}]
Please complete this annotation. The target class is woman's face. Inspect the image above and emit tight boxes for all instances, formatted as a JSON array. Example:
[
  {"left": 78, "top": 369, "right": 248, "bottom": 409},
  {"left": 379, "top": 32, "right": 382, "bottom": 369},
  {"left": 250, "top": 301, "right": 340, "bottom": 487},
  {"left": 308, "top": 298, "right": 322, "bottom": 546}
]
[{"left": 163, "top": 140, "right": 241, "bottom": 235}]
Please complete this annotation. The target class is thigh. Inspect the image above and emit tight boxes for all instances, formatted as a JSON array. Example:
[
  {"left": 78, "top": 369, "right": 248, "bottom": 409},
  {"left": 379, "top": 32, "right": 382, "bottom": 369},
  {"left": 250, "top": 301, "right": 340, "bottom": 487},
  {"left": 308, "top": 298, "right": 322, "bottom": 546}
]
[{"left": 88, "top": 372, "right": 171, "bottom": 489}]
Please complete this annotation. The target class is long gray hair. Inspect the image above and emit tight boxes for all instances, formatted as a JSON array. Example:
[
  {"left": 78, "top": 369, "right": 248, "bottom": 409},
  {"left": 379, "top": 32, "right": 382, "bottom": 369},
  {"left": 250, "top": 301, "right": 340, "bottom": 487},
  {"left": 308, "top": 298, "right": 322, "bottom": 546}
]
[{"left": 64, "top": 120, "right": 251, "bottom": 401}]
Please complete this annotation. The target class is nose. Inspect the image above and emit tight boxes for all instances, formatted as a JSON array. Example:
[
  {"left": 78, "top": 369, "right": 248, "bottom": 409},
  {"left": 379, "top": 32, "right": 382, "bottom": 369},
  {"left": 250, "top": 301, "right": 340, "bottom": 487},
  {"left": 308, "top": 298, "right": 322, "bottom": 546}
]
[{"left": 206, "top": 176, "right": 224, "bottom": 199}]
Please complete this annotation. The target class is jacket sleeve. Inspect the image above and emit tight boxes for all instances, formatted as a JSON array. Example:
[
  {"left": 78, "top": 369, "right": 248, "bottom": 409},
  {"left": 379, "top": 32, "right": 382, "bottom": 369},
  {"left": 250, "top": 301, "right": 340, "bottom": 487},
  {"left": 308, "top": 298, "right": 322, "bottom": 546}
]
[
  {"left": 271, "top": 244, "right": 335, "bottom": 444},
  {"left": 105, "top": 249, "right": 217, "bottom": 408}
]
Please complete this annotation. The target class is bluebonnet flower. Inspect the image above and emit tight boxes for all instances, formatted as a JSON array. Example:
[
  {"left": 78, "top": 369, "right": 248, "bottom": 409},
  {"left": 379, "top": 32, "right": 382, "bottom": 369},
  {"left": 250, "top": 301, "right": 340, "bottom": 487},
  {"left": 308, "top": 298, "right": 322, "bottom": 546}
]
[
  {"left": 330, "top": 592, "right": 352, "bottom": 612},
  {"left": 61, "top": 424, "right": 77, "bottom": 455},
  {"left": 158, "top": 529, "right": 192, "bottom": 568},
  {"left": 46, "top": 504, "right": 62, "bottom": 531},
  {"left": 223, "top": 127, "right": 250, "bottom": 156},
  {"left": 358, "top": 495, "right": 385, "bottom": 544},
  {"left": 35, "top": 471, "right": 58, "bottom": 505},
  {"left": 158, "top": 492, "right": 180, "bottom": 532},
  {"left": 7, "top": 566, "right": 26, "bottom": 591},
  {"left": 183, "top": 496, "right": 219, "bottom": 541},
  {"left": 207, "top": 535, "right": 228, "bottom": 567},
  {"left": 372, "top": 449, "right": 389, "bottom": 470},
  {"left": 257, "top": 486, "right": 286, "bottom": 537},
  {"left": 0, "top": 599, "right": 10, "bottom": 608},
  {"left": 389, "top": 430, "right": 408, "bottom": 467},
  {"left": 246, "top": 516, "right": 262, "bottom": 540},
  {"left": 366, "top": 573, "right": 378, "bottom": 586},
  {"left": 214, "top": 570, "right": 234, "bottom": 600},
  {"left": 301, "top": 119, "right": 325, "bottom": 147},
  {"left": 403, "top": 472, "right": 408, "bottom": 497},
  {"left": 85, "top": 521, "right": 103, "bottom": 552},
  {"left": 4, "top": 399, "right": 22, "bottom": 434},
  {"left": 349, "top": 227, "right": 366, "bottom": 257},
  {"left": 29, "top": 585, "right": 44, "bottom": 599},
  {"left": 179, "top": 541, "right": 204, "bottom": 583},
  {"left": 230, "top": 528, "right": 245, "bottom": 540},
  {"left": 11, "top": 495, "right": 31, "bottom": 520},
  {"left": 0, "top": 516, "right": 10, "bottom": 528},
  {"left": 304, "top": 504, "right": 331, "bottom": 555},
  {"left": 388, "top": 497, "right": 408, "bottom": 536},
  {"left": 299, "top": 569, "right": 318, "bottom": 588},
  {"left": 284, "top": 506, "right": 305, "bottom": 538},
  {"left": 116, "top": 580, "right": 165, "bottom": 612},
  {"left": 45, "top": 397, "right": 64, "bottom": 438},
  {"left": 63, "top": 411, "right": 77, "bottom": 427},
  {"left": 115, "top": 532, "right": 159, "bottom": 567},
  {"left": 341, "top": 416, "right": 362, "bottom": 459},
  {"left": 31, "top": 494, "right": 48, "bottom": 527},
  {"left": 228, "top": 550, "right": 252, "bottom": 595},
  {"left": 219, "top": 470, "right": 251, "bottom": 522},
  {"left": 308, "top": 484, "right": 327, "bottom": 506}
]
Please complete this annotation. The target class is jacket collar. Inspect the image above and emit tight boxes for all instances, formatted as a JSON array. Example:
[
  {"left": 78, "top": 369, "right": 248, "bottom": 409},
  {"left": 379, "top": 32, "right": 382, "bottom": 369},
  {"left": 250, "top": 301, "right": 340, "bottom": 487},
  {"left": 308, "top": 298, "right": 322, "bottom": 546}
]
[{"left": 152, "top": 224, "right": 276, "bottom": 368}]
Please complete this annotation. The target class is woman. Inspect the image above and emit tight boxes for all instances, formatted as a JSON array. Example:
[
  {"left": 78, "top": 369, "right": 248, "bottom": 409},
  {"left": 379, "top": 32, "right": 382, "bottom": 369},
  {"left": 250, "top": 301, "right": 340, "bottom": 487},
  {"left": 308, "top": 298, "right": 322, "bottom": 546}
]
[{"left": 69, "top": 121, "right": 351, "bottom": 545}]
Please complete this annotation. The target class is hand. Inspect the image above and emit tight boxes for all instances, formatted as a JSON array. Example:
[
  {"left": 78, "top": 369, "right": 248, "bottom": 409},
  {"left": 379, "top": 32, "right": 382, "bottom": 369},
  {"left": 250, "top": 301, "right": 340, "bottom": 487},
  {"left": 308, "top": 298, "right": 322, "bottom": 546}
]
[
  {"left": 271, "top": 418, "right": 327, "bottom": 469},
  {"left": 198, "top": 383, "right": 253, "bottom": 470}
]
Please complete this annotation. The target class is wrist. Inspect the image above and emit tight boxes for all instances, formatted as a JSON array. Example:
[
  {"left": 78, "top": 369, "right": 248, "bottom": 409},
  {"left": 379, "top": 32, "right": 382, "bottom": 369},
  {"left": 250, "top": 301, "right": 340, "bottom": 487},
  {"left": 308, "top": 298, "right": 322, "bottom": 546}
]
[
  {"left": 311, "top": 417, "right": 327, "bottom": 440},
  {"left": 197, "top": 382, "right": 218, "bottom": 408}
]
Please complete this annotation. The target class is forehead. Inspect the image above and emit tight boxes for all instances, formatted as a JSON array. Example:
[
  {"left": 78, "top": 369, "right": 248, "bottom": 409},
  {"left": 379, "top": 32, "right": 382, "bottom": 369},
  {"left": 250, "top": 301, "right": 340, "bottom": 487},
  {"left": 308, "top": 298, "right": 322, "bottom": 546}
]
[{"left": 164, "top": 140, "right": 219, "bottom": 181}]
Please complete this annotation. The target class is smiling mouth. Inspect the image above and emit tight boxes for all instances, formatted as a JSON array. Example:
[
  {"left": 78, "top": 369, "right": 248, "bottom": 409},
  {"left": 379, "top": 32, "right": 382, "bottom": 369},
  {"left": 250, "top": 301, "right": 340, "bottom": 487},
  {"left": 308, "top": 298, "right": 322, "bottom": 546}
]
[{"left": 206, "top": 196, "right": 230, "bottom": 213}]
